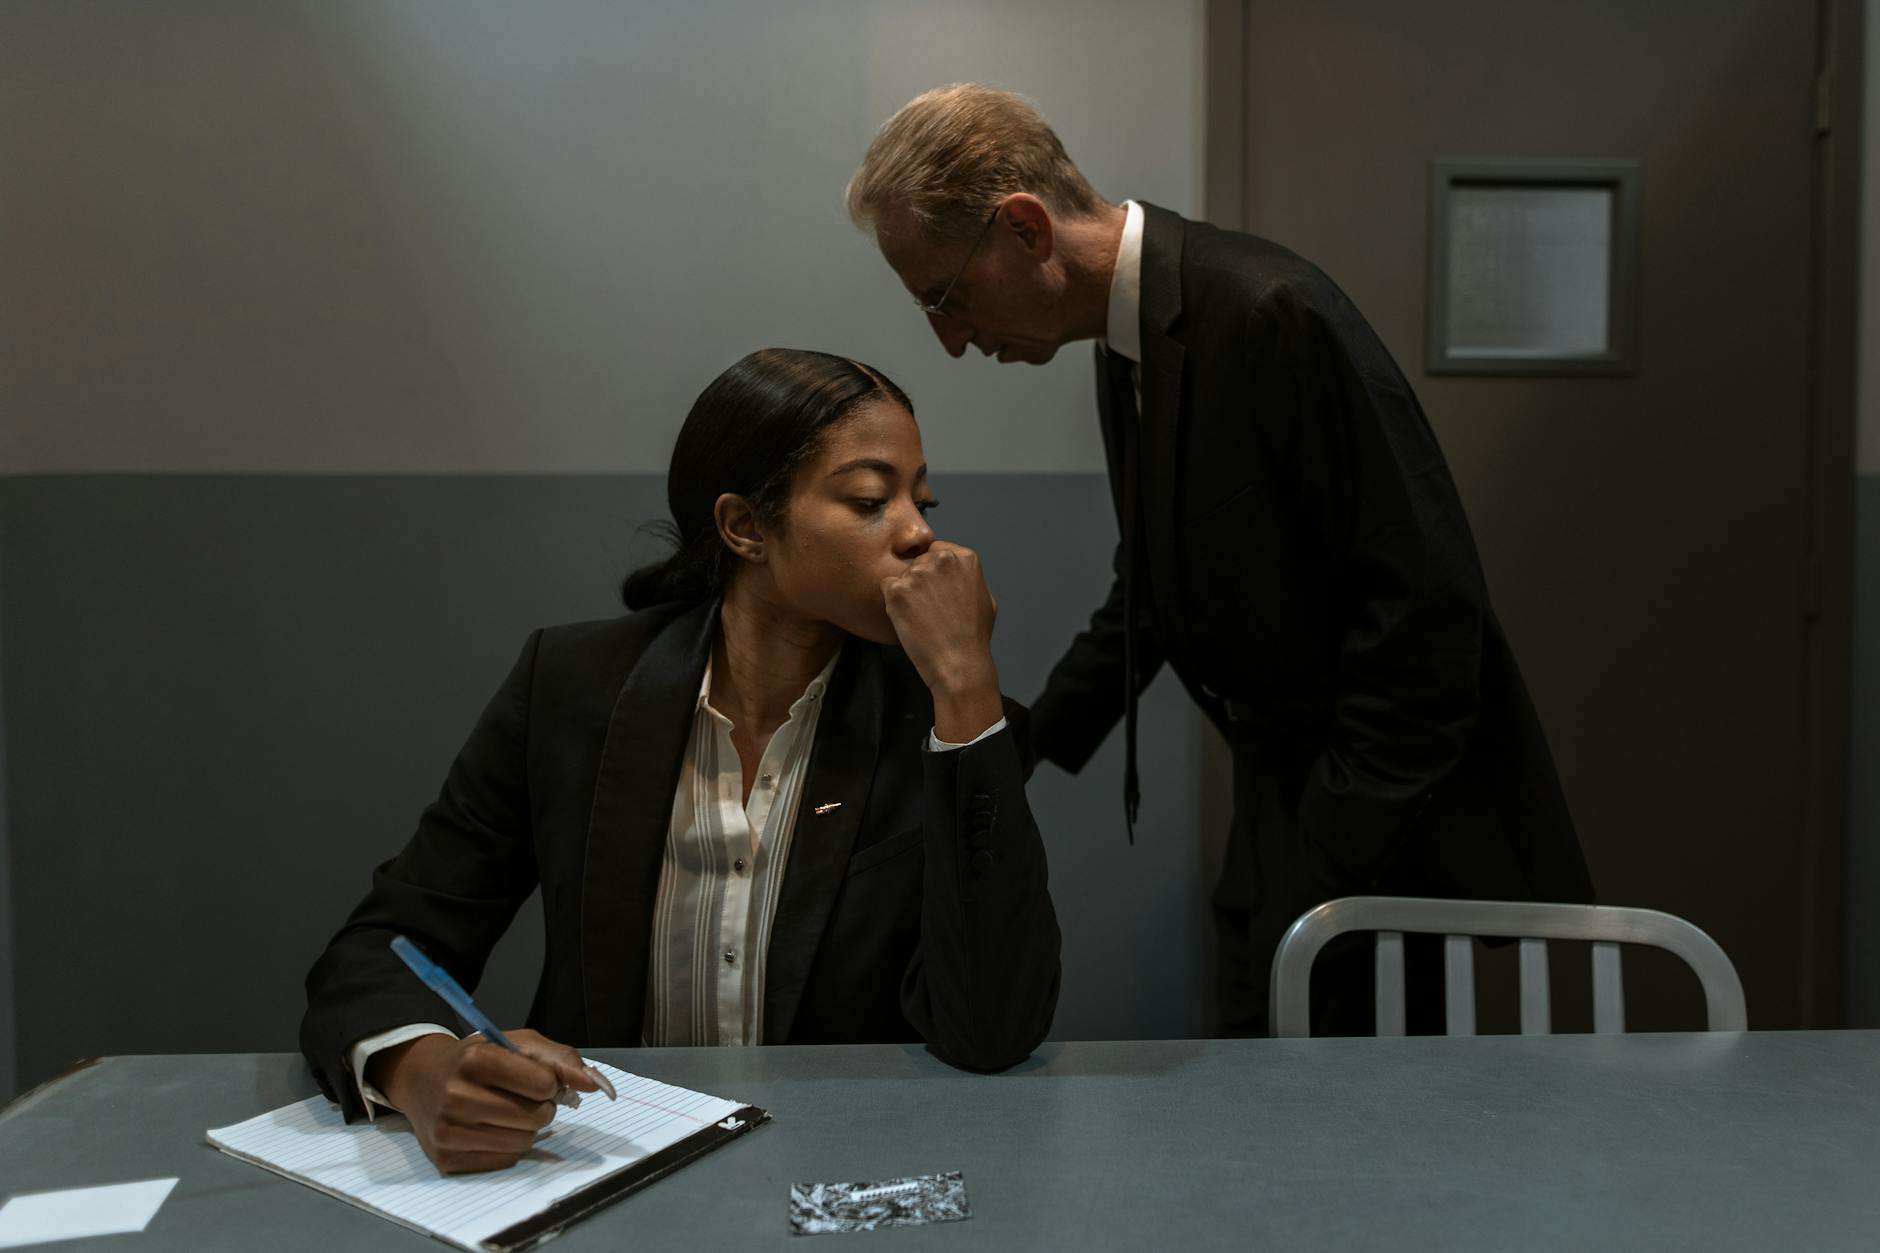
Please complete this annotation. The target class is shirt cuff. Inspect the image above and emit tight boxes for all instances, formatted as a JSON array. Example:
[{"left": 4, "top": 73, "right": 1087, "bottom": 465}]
[
  {"left": 348, "top": 1023, "right": 457, "bottom": 1119},
  {"left": 928, "top": 716, "right": 1008, "bottom": 753}
]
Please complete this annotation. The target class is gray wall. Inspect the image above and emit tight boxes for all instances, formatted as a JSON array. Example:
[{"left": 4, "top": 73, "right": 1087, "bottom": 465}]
[
  {"left": 1, "top": 0, "right": 1200, "bottom": 475},
  {"left": 0, "top": 1, "right": 1208, "bottom": 1093}
]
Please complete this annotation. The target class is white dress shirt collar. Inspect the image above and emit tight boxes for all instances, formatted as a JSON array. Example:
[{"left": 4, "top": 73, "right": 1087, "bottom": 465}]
[
  {"left": 699, "top": 646, "right": 840, "bottom": 722},
  {"left": 1101, "top": 200, "right": 1145, "bottom": 365}
]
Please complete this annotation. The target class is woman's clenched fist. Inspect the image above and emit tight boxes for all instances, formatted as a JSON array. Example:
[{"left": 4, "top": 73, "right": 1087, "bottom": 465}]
[{"left": 882, "top": 542, "right": 1004, "bottom": 744}]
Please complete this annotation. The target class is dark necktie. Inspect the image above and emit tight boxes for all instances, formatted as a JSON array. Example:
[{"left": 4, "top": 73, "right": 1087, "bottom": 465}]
[{"left": 1108, "top": 347, "right": 1143, "bottom": 844}]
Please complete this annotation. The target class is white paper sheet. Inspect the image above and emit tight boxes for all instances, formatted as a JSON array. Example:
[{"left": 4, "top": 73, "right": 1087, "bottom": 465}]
[
  {"left": 206, "top": 1062, "right": 743, "bottom": 1251},
  {"left": 0, "top": 1178, "right": 179, "bottom": 1249}
]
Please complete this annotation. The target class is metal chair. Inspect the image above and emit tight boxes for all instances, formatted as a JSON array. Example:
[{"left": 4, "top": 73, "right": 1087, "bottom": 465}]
[{"left": 1268, "top": 896, "right": 1747, "bottom": 1038}]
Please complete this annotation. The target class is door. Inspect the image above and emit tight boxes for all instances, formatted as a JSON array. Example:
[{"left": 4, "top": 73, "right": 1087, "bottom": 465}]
[{"left": 1234, "top": 0, "right": 1854, "bottom": 1029}]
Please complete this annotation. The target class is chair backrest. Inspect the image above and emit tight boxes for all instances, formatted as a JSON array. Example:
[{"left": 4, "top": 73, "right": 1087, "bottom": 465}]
[{"left": 1268, "top": 896, "right": 1747, "bottom": 1038}]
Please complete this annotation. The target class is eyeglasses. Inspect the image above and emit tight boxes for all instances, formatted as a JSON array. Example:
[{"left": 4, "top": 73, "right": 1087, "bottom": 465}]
[{"left": 913, "top": 207, "right": 1001, "bottom": 318}]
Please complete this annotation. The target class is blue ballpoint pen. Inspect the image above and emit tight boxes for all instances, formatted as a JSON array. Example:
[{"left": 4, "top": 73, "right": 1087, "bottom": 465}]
[{"left": 390, "top": 935, "right": 616, "bottom": 1102}]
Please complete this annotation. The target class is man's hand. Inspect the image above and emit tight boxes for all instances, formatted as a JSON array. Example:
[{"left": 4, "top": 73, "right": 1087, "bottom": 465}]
[
  {"left": 882, "top": 541, "right": 1004, "bottom": 743},
  {"left": 367, "top": 1029, "right": 602, "bottom": 1174}
]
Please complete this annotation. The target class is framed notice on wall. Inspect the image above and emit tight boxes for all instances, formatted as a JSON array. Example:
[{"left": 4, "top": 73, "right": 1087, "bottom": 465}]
[{"left": 1426, "top": 158, "right": 1641, "bottom": 376}]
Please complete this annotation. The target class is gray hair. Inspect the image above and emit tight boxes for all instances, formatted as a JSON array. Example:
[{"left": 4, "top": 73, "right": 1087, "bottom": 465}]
[{"left": 845, "top": 83, "right": 1105, "bottom": 243}]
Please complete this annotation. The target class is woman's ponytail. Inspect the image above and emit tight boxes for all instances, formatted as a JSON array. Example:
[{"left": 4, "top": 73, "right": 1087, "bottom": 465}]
[{"left": 618, "top": 523, "right": 717, "bottom": 610}]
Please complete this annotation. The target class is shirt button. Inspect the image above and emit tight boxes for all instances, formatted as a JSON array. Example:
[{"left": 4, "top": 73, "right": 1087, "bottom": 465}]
[
  {"left": 723, "top": 948, "right": 736, "bottom": 965},
  {"left": 734, "top": 857, "right": 746, "bottom": 873}
]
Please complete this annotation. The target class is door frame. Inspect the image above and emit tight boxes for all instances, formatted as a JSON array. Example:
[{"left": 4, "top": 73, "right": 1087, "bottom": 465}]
[{"left": 1801, "top": 0, "right": 1861, "bottom": 1027}]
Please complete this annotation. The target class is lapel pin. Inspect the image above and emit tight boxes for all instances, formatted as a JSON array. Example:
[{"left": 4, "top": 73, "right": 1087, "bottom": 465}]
[{"left": 813, "top": 802, "right": 843, "bottom": 815}]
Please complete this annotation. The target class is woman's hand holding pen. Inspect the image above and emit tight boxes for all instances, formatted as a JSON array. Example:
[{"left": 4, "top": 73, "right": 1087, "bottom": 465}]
[
  {"left": 367, "top": 1029, "right": 603, "bottom": 1174},
  {"left": 882, "top": 541, "right": 1004, "bottom": 743}
]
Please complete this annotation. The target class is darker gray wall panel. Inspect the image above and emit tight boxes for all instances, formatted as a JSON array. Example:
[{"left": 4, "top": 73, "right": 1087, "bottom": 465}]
[
  {"left": 1851, "top": 476, "right": 1880, "bottom": 1027},
  {"left": 0, "top": 474, "right": 1206, "bottom": 1092},
  {"left": 0, "top": 482, "right": 14, "bottom": 1097}
]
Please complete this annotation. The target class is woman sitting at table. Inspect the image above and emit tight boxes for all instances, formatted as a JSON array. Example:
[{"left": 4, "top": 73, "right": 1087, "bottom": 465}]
[{"left": 299, "top": 348, "right": 1062, "bottom": 1173}]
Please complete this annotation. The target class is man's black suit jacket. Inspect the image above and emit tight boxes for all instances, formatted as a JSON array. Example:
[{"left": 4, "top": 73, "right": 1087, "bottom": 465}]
[
  {"left": 302, "top": 600, "right": 1061, "bottom": 1120},
  {"left": 1030, "top": 202, "right": 1594, "bottom": 911}
]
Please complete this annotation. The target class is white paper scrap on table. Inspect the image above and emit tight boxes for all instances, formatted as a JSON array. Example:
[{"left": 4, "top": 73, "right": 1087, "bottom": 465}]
[{"left": 0, "top": 1178, "right": 179, "bottom": 1249}]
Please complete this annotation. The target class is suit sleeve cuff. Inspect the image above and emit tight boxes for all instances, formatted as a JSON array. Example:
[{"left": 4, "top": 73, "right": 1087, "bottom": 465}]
[
  {"left": 348, "top": 1023, "right": 457, "bottom": 1120},
  {"left": 928, "top": 716, "right": 1008, "bottom": 753}
]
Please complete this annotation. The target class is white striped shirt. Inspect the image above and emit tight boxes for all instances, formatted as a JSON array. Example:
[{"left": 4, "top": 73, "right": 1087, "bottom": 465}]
[{"left": 640, "top": 647, "right": 839, "bottom": 1046}]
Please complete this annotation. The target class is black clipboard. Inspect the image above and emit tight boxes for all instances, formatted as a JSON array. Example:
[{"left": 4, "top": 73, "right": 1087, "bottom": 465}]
[{"left": 483, "top": 1104, "right": 770, "bottom": 1251}]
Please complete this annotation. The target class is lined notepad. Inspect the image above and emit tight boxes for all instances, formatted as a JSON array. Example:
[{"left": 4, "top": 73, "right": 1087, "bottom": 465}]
[{"left": 207, "top": 1063, "right": 762, "bottom": 1251}]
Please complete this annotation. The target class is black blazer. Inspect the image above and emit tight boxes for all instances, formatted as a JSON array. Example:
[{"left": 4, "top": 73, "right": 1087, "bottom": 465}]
[
  {"left": 302, "top": 600, "right": 1061, "bottom": 1120},
  {"left": 1030, "top": 202, "right": 1594, "bottom": 908}
]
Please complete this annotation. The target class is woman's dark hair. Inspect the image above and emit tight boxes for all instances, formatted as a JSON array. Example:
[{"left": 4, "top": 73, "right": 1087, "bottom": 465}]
[{"left": 621, "top": 348, "right": 915, "bottom": 610}]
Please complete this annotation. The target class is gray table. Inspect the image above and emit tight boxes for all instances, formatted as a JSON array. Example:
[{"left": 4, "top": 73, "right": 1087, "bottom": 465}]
[{"left": 4, "top": 1033, "right": 1878, "bottom": 1250}]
